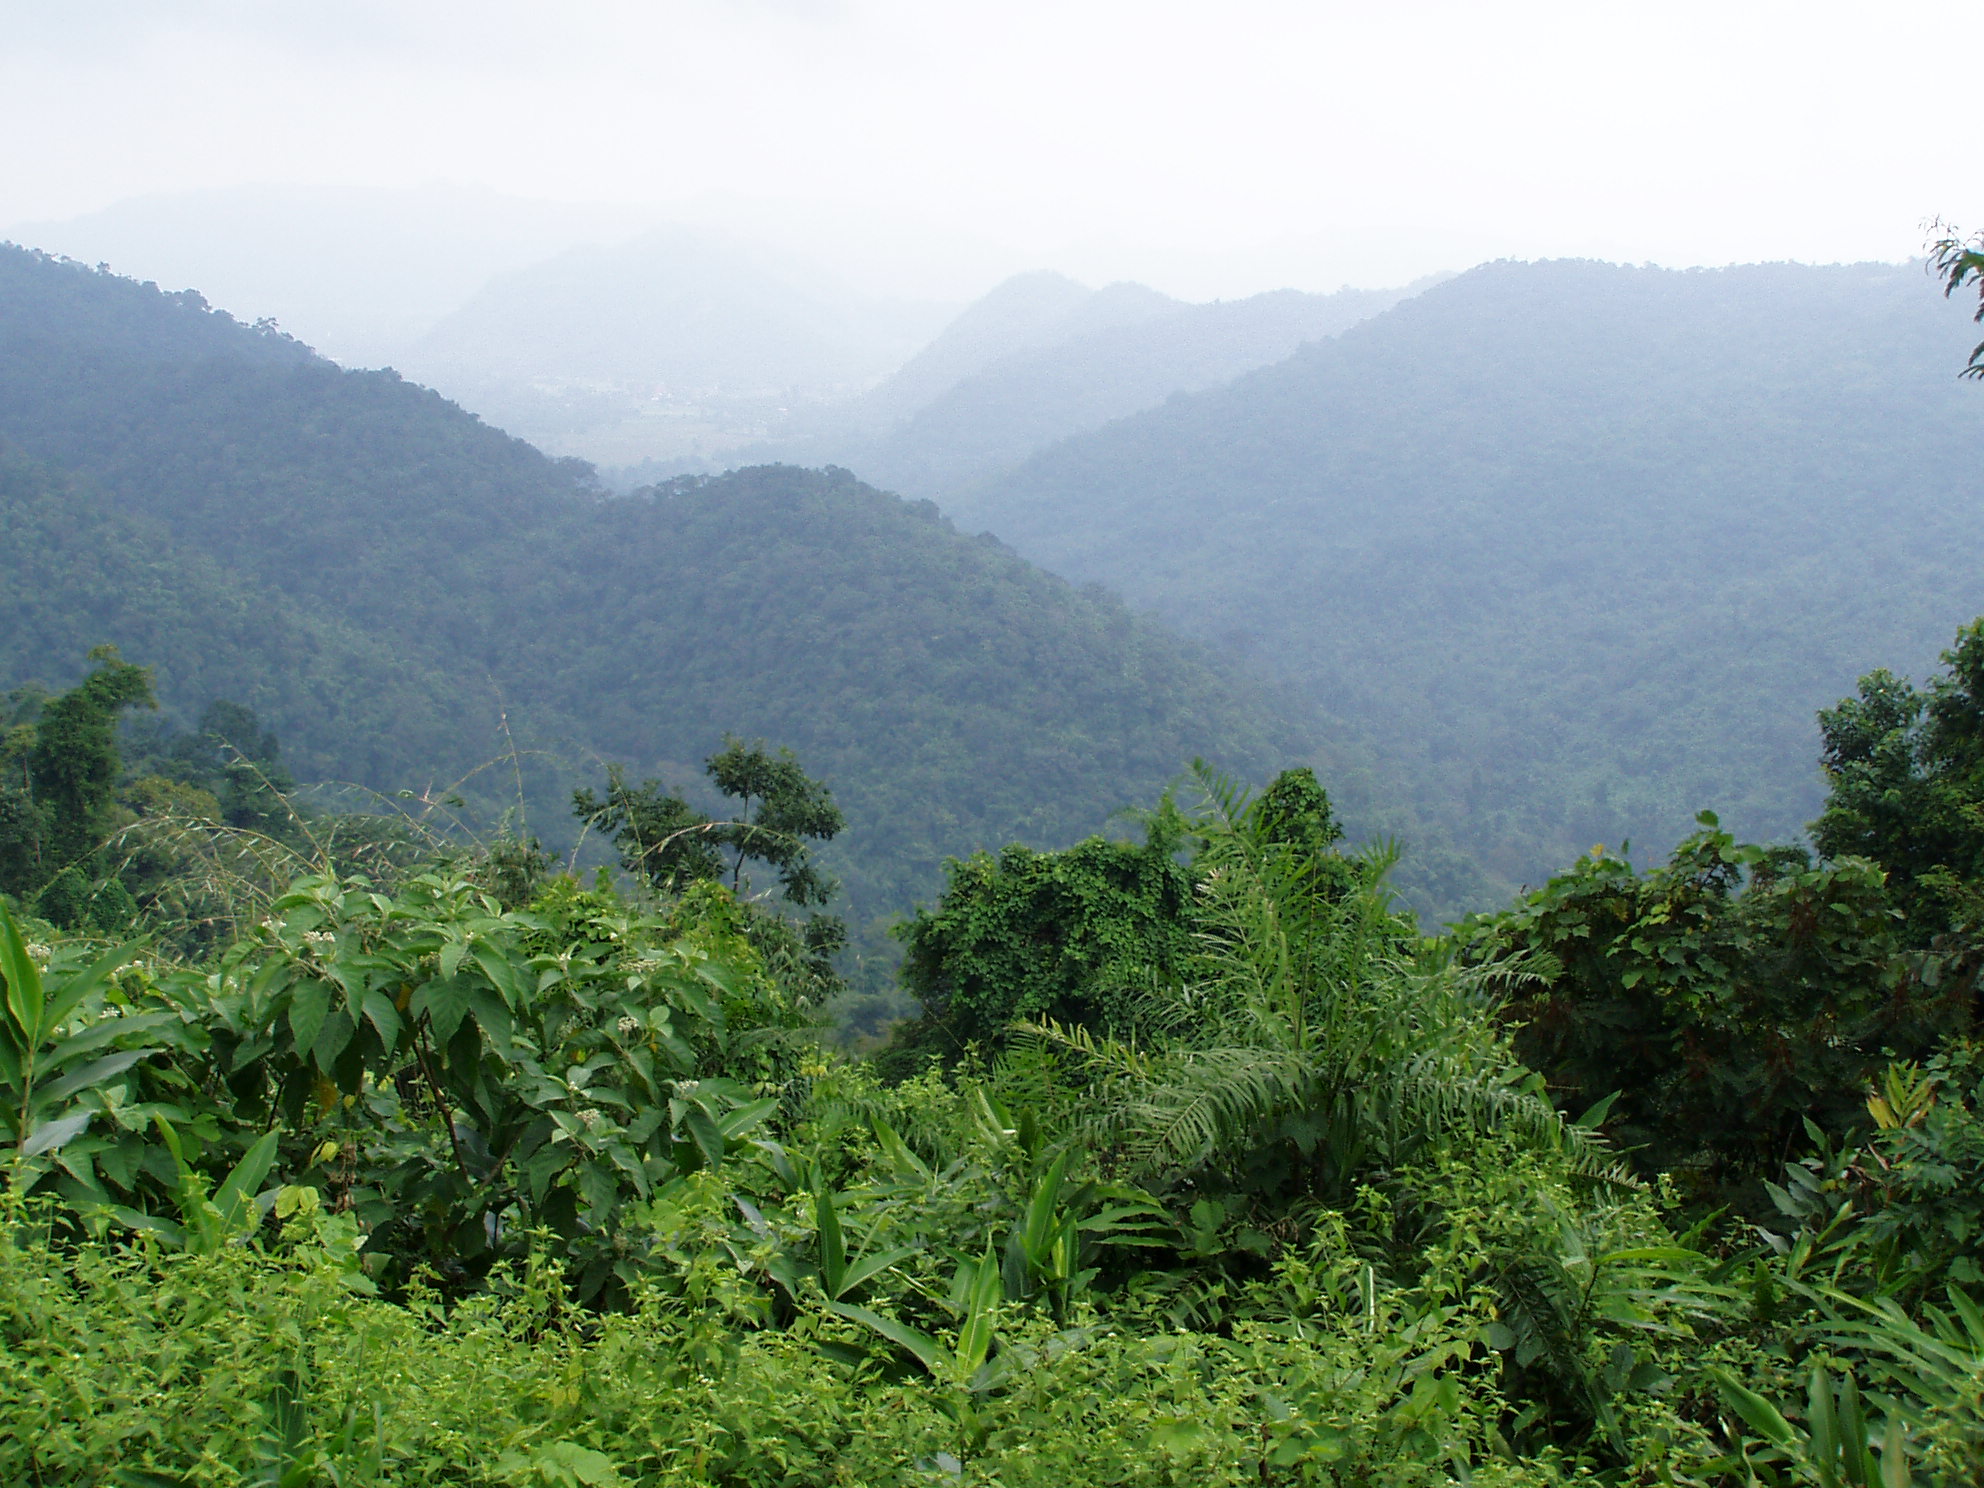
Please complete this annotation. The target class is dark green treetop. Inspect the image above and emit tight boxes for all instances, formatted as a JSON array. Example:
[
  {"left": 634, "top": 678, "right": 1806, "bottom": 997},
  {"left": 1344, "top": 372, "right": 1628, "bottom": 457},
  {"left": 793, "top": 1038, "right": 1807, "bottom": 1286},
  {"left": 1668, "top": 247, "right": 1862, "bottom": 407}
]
[
  {"left": 575, "top": 737, "right": 844, "bottom": 908},
  {"left": 574, "top": 738, "right": 848, "bottom": 999},
  {"left": 1812, "top": 618, "right": 1984, "bottom": 943},
  {"left": 703, "top": 736, "right": 845, "bottom": 907},
  {"left": 572, "top": 766, "right": 724, "bottom": 898},
  {"left": 891, "top": 766, "right": 1368, "bottom": 1061},
  {"left": 28, "top": 645, "right": 154, "bottom": 870},
  {"left": 1462, "top": 816, "right": 1926, "bottom": 1201}
]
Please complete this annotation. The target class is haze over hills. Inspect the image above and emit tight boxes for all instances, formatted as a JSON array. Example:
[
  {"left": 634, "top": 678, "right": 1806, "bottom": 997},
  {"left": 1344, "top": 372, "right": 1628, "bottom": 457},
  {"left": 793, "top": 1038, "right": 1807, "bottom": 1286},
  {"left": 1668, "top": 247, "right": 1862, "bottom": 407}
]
[
  {"left": 394, "top": 226, "right": 959, "bottom": 465},
  {"left": 3, "top": 183, "right": 658, "bottom": 365},
  {"left": 828, "top": 277, "right": 1429, "bottom": 501},
  {"left": 16, "top": 207, "right": 1984, "bottom": 931},
  {"left": 848, "top": 272, "right": 1182, "bottom": 429},
  {"left": 951, "top": 257, "right": 1984, "bottom": 894},
  {"left": 2, "top": 185, "right": 1036, "bottom": 369},
  {"left": 0, "top": 244, "right": 1307, "bottom": 957},
  {"left": 5, "top": 190, "right": 1434, "bottom": 492}
]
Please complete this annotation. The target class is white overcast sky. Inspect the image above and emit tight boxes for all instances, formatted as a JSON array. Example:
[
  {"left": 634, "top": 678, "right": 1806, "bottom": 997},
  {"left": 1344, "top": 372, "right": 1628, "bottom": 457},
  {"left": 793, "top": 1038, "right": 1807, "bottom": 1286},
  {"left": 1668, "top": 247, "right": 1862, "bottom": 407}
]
[{"left": 2, "top": 0, "right": 1977, "bottom": 300}]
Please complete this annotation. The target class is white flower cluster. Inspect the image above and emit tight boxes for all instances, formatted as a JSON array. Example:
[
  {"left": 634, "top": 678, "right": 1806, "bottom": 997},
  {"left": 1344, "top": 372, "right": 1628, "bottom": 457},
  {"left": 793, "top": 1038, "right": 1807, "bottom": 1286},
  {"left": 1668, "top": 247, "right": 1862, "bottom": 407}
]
[
  {"left": 616, "top": 1015, "right": 641, "bottom": 1036},
  {"left": 24, "top": 942, "right": 51, "bottom": 966},
  {"left": 576, "top": 1107, "right": 604, "bottom": 1131},
  {"left": 301, "top": 930, "right": 337, "bottom": 953}
]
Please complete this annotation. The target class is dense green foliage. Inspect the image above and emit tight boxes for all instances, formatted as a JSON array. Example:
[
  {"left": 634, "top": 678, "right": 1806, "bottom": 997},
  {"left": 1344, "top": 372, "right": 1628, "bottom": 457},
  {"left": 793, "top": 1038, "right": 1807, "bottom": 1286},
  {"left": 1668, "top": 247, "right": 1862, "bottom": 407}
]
[
  {"left": 952, "top": 259, "right": 1984, "bottom": 910},
  {"left": 0, "top": 244, "right": 1302, "bottom": 967},
  {"left": 895, "top": 831, "right": 1197, "bottom": 1055},
  {"left": 4, "top": 729, "right": 1982, "bottom": 1483},
  {"left": 1812, "top": 618, "right": 1984, "bottom": 948},
  {"left": 0, "top": 645, "right": 156, "bottom": 930},
  {"left": 1442, "top": 624, "right": 1984, "bottom": 1220},
  {"left": 0, "top": 447, "right": 469, "bottom": 790},
  {"left": 1462, "top": 820, "right": 1935, "bottom": 1200},
  {"left": 894, "top": 767, "right": 1369, "bottom": 1058}
]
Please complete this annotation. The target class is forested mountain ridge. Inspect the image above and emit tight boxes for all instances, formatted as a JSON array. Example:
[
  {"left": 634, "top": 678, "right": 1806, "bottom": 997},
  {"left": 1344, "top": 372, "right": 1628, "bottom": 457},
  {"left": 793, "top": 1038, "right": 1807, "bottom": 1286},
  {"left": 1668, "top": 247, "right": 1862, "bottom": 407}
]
[
  {"left": 955, "top": 257, "right": 1984, "bottom": 894},
  {"left": 850, "top": 272, "right": 1182, "bottom": 427},
  {"left": 838, "top": 279, "right": 1425, "bottom": 500},
  {"left": 0, "top": 244, "right": 1302, "bottom": 945},
  {"left": 0, "top": 447, "right": 485, "bottom": 788}
]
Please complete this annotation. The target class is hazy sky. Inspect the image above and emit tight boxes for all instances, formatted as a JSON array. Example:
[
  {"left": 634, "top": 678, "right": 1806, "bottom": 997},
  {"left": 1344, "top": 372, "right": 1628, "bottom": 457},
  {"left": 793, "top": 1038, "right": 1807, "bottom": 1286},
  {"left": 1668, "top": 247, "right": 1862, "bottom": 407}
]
[{"left": 3, "top": 0, "right": 1977, "bottom": 299}]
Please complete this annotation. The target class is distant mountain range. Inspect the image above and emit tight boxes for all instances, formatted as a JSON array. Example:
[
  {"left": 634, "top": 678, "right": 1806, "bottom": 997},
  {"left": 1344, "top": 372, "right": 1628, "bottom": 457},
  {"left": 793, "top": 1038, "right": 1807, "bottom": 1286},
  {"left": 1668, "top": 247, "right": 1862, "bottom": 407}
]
[
  {"left": 4, "top": 183, "right": 657, "bottom": 365},
  {"left": 392, "top": 227, "right": 959, "bottom": 465},
  {"left": 947, "top": 258, "right": 1984, "bottom": 892},
  {"left": 18, "top": 209, "right": 1967, "bottom": 931},
  {"left": 817, "top": 276, "right": 1430, "bottom": 501},
  {"left": 0, "top": 244, "right": 1308, "bottom": 959}
]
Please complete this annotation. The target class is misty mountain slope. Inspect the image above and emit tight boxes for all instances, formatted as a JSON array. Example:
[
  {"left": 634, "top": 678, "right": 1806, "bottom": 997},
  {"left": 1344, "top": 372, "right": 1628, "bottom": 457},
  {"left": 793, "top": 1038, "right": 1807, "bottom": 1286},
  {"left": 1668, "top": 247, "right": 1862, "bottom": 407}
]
[
  {"left": 0, "top": 244, "right": 1307, "bottom": 934},
  {"left": 852, "top": 272, "right": 1174, "bottom": 426},
  {"left": 955, "top": 258, "right": 1984, "bottom": 888},
  {"left": 405, "top": 226, "right": 943, "bottom": 391},
  {"left": 494, "top": 464, "right": 1308, "bottom": 919},
  {"left": 0, "top": 248, "right": 593, "bottom": 658},
  {"left": 0, "top": 446, "right": 498, "bottom": 787},
  {"left": 393, "top": 227, "right": 956, "bottom": 464},
  {"left": 5, "top": 185, "right": 658, "bottom": 366},
  {"left": 849, "top": 280, "right": 1422, "bottom": 500}
]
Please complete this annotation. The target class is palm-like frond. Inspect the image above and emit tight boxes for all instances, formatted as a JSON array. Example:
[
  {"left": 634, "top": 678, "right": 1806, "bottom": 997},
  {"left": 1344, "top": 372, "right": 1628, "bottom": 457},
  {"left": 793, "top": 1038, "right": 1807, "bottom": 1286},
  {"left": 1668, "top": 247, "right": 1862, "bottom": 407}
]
[{"left": 1018, "top": 762, "right": 1610, "bottom": 1187}]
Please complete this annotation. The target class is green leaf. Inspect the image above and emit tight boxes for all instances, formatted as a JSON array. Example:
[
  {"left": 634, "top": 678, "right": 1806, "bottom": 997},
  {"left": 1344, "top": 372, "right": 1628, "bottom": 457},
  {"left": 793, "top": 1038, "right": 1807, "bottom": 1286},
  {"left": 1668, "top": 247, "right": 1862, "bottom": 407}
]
[
  {"left": 835, "top": 1245, "right": 920, "bottom": 1298},
  {"left": 45, "top": 1010, "right": 176, "bottom": 1069},
  {"left": 683, "top": 1105, "right": 725, "bottom": 1171},
  {"left": 717, "top": 1096, "right": 779, "bottom": 1140},
  {"left": 213, "top": 1129, "right": 281, "bottom": 1231},
  {"left": 36, "top": 1048, "right": 153, "bottom": 1107},
  {"left": 870, "top": 1117, "right": 932, "bottom": 1181},
  {"left": 469, "top": 943, "right": 526, "bottom": 1010},
  {"left": 1709, "top": 1365, "right": 1794, "bottom": 1447},
  {"left": 0, "top": 899, "right": 45, "bottom": 1044},
  {"left": 40, "top": 938, "right": 145, "bottom": 1038},
  {"left": 412, "top": 975, "right": 473, "bottom": 1044},
  {"left": 310, "top": 1009, "right": 354, "bottom": 1071},
  {"left": 824, "top": 1301, "right": 949, "bottom": 1377},
  {"left": 1021, "top": 1148, "right": 1075, "bottom": 1261},
  {"left": 287, "top": 979, "right": 330, "bottom": 1052},
  {"left": 1575, "top": 1090, "right": 1622, "bottom": 1128},
  {"left": 361, "top": 987, "right": 403, "bottom": 1050},
  {"left": 22, "top": 1108, "right": 91, "bottom": 1157},
  {"left": 815, "top": 1184, "right": 848, "bottom": 1295},
  {"left": 955, "top": 1248, "right": 1003, "bottom": 1377}
]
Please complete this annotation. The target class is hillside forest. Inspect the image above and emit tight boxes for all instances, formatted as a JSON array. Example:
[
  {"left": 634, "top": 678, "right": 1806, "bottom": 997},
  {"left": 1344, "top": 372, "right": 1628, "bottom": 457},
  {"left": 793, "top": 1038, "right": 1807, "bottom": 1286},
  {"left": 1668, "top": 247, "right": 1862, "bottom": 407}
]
[{"left": 0, "top": 228, "right": 1983, "bottom": 1484}]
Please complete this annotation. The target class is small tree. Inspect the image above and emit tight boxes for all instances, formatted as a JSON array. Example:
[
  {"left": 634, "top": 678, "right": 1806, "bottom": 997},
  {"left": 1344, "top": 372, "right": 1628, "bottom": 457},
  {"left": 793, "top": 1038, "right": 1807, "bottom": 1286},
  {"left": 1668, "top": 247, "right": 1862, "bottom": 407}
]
[
  {"left": 1813, "top": 618, "right": 1984, "bottom": 944},
  {"left": 28, "top": 645, "right": 154, "bottom": 871},
  {"left": 574, "top": 737, "right": 847, "bottom": 994}
]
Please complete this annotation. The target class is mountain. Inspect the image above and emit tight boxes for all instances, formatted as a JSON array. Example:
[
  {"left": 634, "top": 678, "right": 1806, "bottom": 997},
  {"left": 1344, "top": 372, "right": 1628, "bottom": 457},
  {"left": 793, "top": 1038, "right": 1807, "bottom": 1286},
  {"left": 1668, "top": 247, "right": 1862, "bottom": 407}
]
[
  {"left": 0, "top": 448, "right": 484, "bottom": 788},
  {"left": 844, "top": 281, "right": 1425, "bottom": 500},
  {"left": 393, "top": 227, "right": 956, "bottom": 465},
  {"left": 4, "top": 184, "right": 657, "bottom": 366},
  {"left": 0, "top": 245, "right": 1304, "bottom": 948},
  {"left": 949, "top": 258, "right": 1984, "bottom": 894},
  {"left": 851, "top": 272, "right": 1180, "bottom": 427}
]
